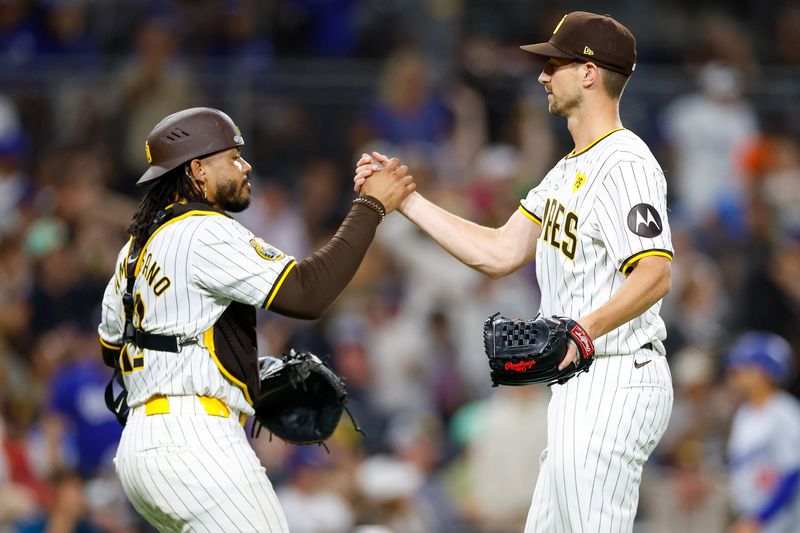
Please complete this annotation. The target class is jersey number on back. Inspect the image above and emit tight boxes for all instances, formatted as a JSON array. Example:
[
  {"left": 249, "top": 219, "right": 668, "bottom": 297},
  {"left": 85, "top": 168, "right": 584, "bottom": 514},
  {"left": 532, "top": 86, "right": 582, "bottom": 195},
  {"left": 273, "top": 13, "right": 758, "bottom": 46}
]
[{"left": 120, "top": 292, "right": 146, "bottom": 373}]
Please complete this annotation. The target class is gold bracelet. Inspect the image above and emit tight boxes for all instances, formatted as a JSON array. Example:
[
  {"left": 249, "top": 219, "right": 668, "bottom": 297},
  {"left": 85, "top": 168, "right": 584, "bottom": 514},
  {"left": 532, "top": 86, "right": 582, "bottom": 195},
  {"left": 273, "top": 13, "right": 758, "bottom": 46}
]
[{"left": 353, "top": 195, "right": 386, "bottom": 221}]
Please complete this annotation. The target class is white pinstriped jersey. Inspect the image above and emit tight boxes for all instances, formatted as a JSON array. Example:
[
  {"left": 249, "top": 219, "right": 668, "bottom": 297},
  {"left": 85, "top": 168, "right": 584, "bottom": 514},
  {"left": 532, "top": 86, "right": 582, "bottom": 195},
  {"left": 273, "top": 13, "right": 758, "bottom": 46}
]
[
  {"left": 520, "top": 129, "right": 673, "bottom": 356},
  {"left": 98, "top": 210, "right": 295, "bottom": 415}
]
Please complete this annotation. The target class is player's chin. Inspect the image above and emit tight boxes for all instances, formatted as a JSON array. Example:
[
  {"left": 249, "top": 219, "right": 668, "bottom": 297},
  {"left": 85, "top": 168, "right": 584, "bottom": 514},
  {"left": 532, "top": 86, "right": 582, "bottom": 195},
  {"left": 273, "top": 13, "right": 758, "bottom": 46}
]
[
  {"left": 548, "top": 102, "right": 566, "bottom": 117},
  {"left": 224, "top": 193, "right": 251, "bottom": 213},
  {"left": 240, "top": 182, "right": 252, "bottom": 201}
]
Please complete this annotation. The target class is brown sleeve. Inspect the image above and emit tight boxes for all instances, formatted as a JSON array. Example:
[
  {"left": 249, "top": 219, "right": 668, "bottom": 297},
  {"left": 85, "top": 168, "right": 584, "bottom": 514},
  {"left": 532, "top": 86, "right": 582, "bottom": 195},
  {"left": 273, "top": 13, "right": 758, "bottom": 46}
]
[{"left": 268, "top": 201, "right": 382, "bottom": 319}]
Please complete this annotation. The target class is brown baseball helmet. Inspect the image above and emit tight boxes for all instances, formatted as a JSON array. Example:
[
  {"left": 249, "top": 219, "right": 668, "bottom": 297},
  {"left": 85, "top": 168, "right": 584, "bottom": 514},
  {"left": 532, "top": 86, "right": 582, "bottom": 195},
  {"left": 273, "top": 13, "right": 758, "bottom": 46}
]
[{"left": 137, "top": 107, "right": 245, "bottom": 185}]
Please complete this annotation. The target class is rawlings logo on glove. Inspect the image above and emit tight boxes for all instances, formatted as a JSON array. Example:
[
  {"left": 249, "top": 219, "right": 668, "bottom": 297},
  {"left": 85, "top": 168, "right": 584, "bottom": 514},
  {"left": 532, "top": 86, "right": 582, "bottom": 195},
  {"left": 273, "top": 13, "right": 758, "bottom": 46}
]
[
  {"left": 569, "top": 323, "right": 594, "bottom": 359},
  {"left": 505, "top": 359, "right": 537, "bottom": 372},
  {"left": 484, "top": 313, "right": 595, "bottom": 386}
]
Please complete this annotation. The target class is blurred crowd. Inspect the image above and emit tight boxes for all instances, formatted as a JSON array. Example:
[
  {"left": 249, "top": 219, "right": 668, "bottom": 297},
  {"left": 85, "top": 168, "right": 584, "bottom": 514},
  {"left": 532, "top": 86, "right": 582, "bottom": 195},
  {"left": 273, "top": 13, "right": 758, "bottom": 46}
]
[{"left": 1, "top": 0, "right": 800, "bottom": 532}]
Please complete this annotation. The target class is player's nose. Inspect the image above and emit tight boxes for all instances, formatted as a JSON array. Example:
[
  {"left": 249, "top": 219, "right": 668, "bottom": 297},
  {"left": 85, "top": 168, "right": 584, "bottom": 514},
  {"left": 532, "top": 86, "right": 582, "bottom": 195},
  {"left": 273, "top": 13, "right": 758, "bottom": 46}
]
[
  {"left": 538, "top": 69, "right": 550, "bottom": 85},
  {"left": 241, "top": 157, "right": 253, "bottom": 174},
  {"left": 538, "top": 61, "right": 555, "bottom": 85}
]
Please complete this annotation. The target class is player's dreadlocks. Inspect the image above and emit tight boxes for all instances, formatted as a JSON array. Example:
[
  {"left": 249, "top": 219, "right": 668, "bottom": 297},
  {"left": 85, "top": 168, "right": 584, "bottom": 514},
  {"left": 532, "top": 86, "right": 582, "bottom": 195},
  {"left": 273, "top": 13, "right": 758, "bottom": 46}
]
[{"left": 128, "top": 166, "right": 207, "bottom": 248}]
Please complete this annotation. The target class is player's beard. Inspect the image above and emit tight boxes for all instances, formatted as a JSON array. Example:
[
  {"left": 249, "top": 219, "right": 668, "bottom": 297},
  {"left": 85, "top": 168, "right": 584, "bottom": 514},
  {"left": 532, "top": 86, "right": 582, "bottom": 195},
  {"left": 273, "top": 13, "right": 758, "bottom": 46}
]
[
  {"left": 548, "top": 88, "right": 582, "bottom": 117},
  {"left": 215, "top": 175, "right": 251, "bottom": 212}
]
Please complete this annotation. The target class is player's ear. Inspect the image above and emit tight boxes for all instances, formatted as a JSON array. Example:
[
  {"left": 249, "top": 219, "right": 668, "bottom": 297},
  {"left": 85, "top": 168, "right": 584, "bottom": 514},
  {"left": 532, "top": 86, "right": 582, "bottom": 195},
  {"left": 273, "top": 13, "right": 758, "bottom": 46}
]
[
  {"left": 581, "top": 62, "right": 600, "bottom": 89},
  {"left": 185, "top": 159, "right": 209, "bottom": 200},
  {"left": 187, "top": 159, "right": 206, "bottom": 182}
]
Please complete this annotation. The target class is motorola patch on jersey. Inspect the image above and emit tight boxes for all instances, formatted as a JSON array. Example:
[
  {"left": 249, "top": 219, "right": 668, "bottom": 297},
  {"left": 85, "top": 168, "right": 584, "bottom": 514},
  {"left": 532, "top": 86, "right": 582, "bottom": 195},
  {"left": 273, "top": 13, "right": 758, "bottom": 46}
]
[
  {"left": 626, "top": 203, "right": 662, "bottom": 238},
  {"left": 250, "top": 238, "right": 285, "bottom": 261}
]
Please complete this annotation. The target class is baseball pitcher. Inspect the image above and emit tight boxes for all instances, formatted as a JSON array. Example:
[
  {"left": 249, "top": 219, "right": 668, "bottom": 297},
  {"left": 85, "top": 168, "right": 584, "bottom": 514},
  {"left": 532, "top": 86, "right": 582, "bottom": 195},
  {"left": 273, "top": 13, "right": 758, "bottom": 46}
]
[{"left": 355, "top": 11, "right": 674, "bottom": 533}]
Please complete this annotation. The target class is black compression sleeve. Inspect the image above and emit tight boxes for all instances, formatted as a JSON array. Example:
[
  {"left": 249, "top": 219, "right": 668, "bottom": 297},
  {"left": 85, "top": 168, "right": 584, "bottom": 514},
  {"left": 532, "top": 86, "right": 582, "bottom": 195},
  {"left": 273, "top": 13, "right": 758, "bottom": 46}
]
[{"left": 269, "top": 201, "right": 382, "bottom": 319}]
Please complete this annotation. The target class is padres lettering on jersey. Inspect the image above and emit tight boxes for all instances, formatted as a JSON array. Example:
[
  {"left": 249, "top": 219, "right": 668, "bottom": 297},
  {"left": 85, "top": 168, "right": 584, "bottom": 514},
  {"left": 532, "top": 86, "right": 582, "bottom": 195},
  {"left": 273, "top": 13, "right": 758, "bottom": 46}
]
[
  {"left": 98, "top": 211, "right": 295, "bottom": 415},
  {"left": 540, "top": 198, "right": 578, "bottom": 260},
  {"left": 520, "top": 129, "right": 674, "bottom": 356}
]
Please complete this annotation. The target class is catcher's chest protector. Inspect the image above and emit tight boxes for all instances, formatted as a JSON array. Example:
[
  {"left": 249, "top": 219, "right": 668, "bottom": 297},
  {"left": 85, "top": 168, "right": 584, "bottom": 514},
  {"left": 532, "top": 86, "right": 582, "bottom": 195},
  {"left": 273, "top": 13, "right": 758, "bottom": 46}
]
[{"left": 104, "top": 203, "right": 262, "bottom": 425}]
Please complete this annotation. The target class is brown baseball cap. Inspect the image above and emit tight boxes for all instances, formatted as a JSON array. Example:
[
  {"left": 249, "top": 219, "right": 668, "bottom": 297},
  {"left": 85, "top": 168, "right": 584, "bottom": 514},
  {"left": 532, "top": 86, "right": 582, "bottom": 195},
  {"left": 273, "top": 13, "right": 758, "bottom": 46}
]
[
  {"left": 521, "top": 12, "right": 637, "bottom": 76},
  {"left": 138, "top": 107, "right": 245, "bottom": 185}
]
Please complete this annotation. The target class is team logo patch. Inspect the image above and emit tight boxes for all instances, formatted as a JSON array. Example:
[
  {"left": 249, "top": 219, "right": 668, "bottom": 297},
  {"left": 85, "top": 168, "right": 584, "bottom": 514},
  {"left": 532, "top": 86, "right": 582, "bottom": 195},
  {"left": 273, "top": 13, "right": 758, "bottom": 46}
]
[
  {"left": 573, "top": 171, "right": 587, "bottom": 192},
  {"left": 626, "top": 203, "right": 663, "bottom": 238},
  {"left": 250, "top": 238, "right": 285, "bottom": 261},
  {"left": 145, "top": 141, "right": 152, "bottom": 164}
]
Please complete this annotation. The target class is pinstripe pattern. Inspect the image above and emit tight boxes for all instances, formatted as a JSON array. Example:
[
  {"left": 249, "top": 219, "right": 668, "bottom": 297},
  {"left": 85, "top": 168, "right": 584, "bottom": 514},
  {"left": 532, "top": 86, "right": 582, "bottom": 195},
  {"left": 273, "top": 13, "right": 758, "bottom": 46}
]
[
  {"left": 520, "top": 129, "right": 674, "bottom": 357},
  {"left": 525, "top": 352, "right": 673, "bottom": 532},
  {"left": 99, "top": 212, "right": 295, "bottom": 532},
  {"left": 115, "top": 403, "right": 288, "bottom": 532},
  {"left": 520, "top": 129, "right": 675, "bottom": 532},
  {"left": 98, "top": 215, "right": 295, "bottom": 414}
]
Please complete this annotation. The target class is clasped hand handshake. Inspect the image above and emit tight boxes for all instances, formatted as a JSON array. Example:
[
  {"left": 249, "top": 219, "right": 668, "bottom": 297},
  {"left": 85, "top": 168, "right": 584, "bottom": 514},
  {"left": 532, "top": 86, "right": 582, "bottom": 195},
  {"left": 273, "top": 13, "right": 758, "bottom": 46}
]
[{"left": 353, "top": 151, "right": 415, "bottom": 214}]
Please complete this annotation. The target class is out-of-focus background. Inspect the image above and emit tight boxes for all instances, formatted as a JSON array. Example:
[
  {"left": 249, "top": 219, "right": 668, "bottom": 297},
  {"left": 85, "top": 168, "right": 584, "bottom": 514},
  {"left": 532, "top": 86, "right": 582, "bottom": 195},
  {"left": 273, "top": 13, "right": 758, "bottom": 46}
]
[{"left": 1, "top": 0, "right": 799, "bottom": 531}]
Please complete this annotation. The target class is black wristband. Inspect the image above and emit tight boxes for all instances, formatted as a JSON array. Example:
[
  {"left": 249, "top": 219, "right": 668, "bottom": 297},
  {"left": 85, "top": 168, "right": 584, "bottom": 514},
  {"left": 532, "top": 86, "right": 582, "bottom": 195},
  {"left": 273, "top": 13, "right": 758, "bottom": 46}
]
[{"left": 353, "top": 195, "right": 386, "bottom": 221}]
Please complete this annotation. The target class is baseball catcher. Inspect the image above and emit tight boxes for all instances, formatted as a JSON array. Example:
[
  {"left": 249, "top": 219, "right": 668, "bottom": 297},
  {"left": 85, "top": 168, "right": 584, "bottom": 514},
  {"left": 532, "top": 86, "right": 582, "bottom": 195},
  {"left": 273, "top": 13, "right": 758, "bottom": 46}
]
[
  {"left": 252, "top": 349, "right": 361, "bottom": 446},
  {"left": 484, "top": 313, "right": 595, "bottom": 386}
]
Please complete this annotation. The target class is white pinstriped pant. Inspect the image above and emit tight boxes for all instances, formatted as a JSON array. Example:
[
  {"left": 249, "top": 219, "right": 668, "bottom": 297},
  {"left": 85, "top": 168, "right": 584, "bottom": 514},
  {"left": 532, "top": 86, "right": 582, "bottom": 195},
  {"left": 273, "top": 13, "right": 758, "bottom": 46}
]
[
  {"left": 525, "top": 350, "right": 673, "bottom": 533},
  {"left": 114, "top": 397, "right": 288, "bottom": 533}
]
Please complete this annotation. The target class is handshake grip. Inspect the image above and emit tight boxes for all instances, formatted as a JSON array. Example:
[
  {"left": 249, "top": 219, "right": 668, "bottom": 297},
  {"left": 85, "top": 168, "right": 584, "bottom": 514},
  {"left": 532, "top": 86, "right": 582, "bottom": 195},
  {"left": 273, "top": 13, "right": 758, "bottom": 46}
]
[
  {"left": 483, "top": 313, "right": 595, "bottom": 387},
  {"left": 357, "top": 156, "right": 414, "bottom": 215}
]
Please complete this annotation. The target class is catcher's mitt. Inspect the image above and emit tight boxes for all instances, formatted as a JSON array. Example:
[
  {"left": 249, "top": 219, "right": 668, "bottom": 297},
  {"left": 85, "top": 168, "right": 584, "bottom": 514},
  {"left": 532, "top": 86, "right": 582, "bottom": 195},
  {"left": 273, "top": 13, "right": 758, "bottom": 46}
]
[
  {"left": 252, "top": 349, "right": 361, "bottom": 447},
  {"left": 483, "top": 313, "right": 595, "bottom": 386}
]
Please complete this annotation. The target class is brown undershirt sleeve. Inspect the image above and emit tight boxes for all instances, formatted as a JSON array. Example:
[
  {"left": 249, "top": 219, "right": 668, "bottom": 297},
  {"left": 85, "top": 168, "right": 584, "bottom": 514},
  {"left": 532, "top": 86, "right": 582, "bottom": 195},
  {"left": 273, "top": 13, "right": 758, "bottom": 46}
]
[{"left": 268, "top": 200, "right": 382, "bottom": 319}]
